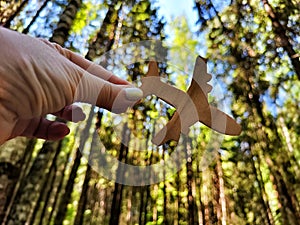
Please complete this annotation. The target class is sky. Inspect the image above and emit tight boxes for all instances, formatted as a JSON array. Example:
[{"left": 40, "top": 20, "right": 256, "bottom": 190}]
[
  {"left": 156, "top": 0, "right": 230, "bottom": 30},
  {"left": 155, "top": 0, "right": 199, "bottom": 32},
  {"left": 155, "top": 0, "right": 209, "bottom": 57},
  {"left": 152, "top": 0, "right": 231, "bottom": 115}
]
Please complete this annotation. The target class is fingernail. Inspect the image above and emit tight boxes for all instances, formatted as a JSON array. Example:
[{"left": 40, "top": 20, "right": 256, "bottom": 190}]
[{"left": 125, "top": 88, "right": 143, "bottom": 101}]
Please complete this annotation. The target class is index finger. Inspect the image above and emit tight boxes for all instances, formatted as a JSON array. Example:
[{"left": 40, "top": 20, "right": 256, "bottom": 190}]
[{"left": 40, "top": 39, "right": 129, "bottom": 85}]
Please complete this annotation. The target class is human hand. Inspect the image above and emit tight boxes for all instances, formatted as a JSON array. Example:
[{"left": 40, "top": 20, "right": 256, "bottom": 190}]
[{"left": 0, "top": 27, "right": 143, "bottom": 144}]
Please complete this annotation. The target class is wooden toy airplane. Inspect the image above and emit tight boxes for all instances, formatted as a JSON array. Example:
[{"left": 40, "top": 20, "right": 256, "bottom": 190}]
[{"left": 140, "top": 56, "right": 241, "bottom": 145}]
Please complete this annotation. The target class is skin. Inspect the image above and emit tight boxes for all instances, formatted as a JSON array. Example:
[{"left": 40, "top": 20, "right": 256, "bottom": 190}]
[{"left": 0, "top": 27, "right": 142, "bottom": 144}]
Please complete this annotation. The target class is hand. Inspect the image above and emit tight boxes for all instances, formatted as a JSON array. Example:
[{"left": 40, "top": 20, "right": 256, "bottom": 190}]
[{"left": 0, "top": 27, "right": 143, "bottom": 144}]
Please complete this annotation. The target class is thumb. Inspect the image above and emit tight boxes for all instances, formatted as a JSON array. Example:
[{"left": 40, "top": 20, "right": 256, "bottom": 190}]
[{"left": 72, "top": 72, "right": 143, "bottom": 113}]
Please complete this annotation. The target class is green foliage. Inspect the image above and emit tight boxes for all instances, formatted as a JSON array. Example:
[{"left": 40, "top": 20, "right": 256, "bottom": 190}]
[
  {"left": 196, "top": 0, "right": 300, "bottom": 224},
  {"left": 71, "top": 0, "right": 102, "bottom": 34},
  {"left": 2, "top": 1, "right": 300, "bottom": 225}
]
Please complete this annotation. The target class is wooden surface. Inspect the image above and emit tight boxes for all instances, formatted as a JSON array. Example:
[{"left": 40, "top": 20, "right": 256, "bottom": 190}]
[{"left": 140, "top": 57, "right": 242, "bottom": 145}]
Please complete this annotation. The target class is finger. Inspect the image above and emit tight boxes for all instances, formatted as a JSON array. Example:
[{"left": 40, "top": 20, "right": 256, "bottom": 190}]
[
  {"left": 70, "top": 68, "right": 143, "bottom": 113},
  {"left": 39, "top": 39, "right": 129, "bottom": 85},
  {"left": 52, "top": 105, "right": 86, "bottom": 122},
  {"left": 0, "top": 113, "right": 15, "bottom": 145},
  {"left": 20, "top": 117, "right": 70, "bottom": 141},
  {"left": 107, "top": 75, "right": 130, "bottom": 85},
  {"left": 38, "top": 39, "right": 143, "bottom": 113}
]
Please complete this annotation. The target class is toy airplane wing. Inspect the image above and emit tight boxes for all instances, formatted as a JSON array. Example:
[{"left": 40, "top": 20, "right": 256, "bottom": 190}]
[{"left": 141, "top": 57, "right": 242, "bottom": 146}]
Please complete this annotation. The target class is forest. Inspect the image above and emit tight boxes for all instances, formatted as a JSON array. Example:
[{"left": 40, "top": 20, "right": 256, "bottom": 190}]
[{"left": 0, "top": 0, "right": 300, "bottom": 224}]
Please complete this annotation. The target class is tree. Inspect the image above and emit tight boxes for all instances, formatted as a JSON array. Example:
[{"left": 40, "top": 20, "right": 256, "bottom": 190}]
[
  {"left": 50, "top": 0, "right": 83, "bottom": 45},
  {"left": 195, "top": 0, "right": 300, "bottom": 224},
  {"left": 2, "top": 0, "right": 299, "bottom": 224},
  {"left": 0, "top": 0, "right": 29, "bottom": 27}
]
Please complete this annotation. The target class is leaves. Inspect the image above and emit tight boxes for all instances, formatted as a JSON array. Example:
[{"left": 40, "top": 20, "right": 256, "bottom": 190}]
[{"left": 1, "top": 0, "right": 300, "bottom": 225}]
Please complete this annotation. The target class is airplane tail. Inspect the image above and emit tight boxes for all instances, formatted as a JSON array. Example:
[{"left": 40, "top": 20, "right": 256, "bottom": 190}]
[{"left": 152, "top": 106, "right": 241, "bottom": 146}]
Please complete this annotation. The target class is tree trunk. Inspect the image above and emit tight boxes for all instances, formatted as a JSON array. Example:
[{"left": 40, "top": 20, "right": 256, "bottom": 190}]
[
  {"left": 266, "top": 157, "right": 298, "bottom": 225},
  {"left": 0, "top": 138, "right": 35, "bottom": 224},
  {"left": 126, "top": 187, "right": 133, "bottom": 223},
  {"left": 214, "top": 153, "right": 227, "bottom": 225},
  {"left": 73, "top": 157, "right": 91, "bottom": 225},
  {"left": 30, "top": 158, "right": 57, "bottom": 225},
  {"left": 5, "top": 141, "right": 62, "bottom": 225},
  {"left": 138, "top": 186, "right": 146, "bottom": 225},
  {"left": 195, "top": 163, "right": 205, "bottom": 225},
  {"left": 74, "top": 110, "right": 103, "bottom": 225},
  {"left": 109, "top": 124, "right": 130, "bottom": 225},
  {"left": 162, "top": 146, "right": 169, "bottom": 225},
  {"left": 50, "top": 0, "right": 82, "bottom": 46},
  {"left": 2, "top": 0, "right": 29, "bottom": 27},
  {"left": 252, "top": 154, "right": 274, "bottom": 225},
  {"left": 152, "top": 184, "right": 158, "bottom": 223},
  {"left": 46, "top": 144, "right": 74, "bottom": 225},
  {"left": 212, "top": 162, "right": 221, "bottom": 225},
  {"left": 53, "top": 107, "right": 95, "bottom": 225},
  {"left": 262, "top": 0, "right": 300, "bottom": 80},
  {"left": 54, "top": 148, "right": 82, "bottom": 225},
  {"left": 175, "top": 171, "right": 181, "bottom": 225},
  {"left": 86, "top": 2, "right": 123, "bottom": 60},
  {"left": 185, "top": 138, "right": 197, "bottom": 225}
]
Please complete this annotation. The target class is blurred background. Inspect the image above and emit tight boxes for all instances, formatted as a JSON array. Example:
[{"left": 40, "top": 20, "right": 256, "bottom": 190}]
[{"left": 0, "top": 0, "right": 299, "bottom": 224}]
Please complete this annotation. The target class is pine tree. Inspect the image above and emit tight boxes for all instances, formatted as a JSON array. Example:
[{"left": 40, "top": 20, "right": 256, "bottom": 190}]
[{"left": 194, "top": 0, "right": 300, "bottom": 223}]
